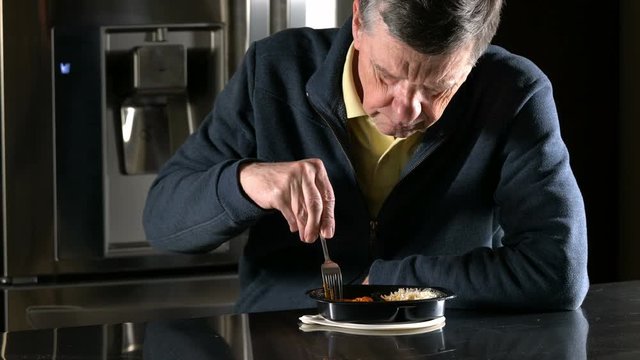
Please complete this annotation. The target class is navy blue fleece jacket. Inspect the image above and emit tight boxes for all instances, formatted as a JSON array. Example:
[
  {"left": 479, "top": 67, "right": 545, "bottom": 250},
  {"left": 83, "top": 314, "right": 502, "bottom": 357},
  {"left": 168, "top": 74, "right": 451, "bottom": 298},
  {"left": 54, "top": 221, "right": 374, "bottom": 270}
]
[{"left": 143, "top": 19, "right": 589, "bottom": 313}]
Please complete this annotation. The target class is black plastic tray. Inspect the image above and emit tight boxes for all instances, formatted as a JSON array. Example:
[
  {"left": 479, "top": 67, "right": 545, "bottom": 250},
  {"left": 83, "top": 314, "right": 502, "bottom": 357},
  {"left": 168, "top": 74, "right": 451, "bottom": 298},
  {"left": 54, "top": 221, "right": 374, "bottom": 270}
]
[{"left": 307, "top": 285, "right": 456, "bottom": 324}]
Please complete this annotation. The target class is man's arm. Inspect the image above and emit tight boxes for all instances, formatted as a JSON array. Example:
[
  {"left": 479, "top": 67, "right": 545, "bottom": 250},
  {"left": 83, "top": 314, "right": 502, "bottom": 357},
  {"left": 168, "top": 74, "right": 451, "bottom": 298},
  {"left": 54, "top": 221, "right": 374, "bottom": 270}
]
[
  {"left": 367, "top": 78, "right": 589, "bottom": 310},
  {"left": 143, "top": 42, "right": 336, "bottom": 253},
  {"left": 142, "top": 43, "right": 265, "bottom": 253}
]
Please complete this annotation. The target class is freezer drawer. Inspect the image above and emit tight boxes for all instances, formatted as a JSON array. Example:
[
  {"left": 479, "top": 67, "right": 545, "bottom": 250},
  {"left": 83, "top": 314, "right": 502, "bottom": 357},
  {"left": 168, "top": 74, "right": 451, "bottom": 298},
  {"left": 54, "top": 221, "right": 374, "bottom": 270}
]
[{"left": 1, "top": 272, "right": 240, "bottom": 332}]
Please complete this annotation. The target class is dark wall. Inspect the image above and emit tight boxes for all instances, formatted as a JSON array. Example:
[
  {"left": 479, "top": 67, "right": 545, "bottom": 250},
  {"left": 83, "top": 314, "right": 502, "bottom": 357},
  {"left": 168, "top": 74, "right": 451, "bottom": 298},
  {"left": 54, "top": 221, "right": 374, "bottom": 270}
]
[
  {"left": 619, "top": 1, "right": 640, "bottom": 281},
  {"left": 492, "top": 2, "right": 621, "bottom": 283}
]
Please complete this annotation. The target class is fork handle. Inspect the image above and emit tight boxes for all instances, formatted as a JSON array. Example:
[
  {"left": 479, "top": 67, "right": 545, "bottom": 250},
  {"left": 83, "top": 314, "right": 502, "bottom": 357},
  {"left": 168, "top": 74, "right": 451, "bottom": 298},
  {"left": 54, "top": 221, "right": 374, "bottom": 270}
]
[{"left": 319, "top": 236, "right": 330, "bottom": 262}]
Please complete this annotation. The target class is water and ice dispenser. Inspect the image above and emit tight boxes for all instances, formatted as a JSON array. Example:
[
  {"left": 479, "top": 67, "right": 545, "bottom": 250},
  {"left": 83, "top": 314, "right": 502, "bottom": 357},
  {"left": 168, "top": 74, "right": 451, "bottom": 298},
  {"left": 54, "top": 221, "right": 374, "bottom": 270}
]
[
  {"left": 119, "top": 37, "right": 190, "bottom": 175},
  {"left": 54, "top": 24, "right": 228, "bottom": 257}
]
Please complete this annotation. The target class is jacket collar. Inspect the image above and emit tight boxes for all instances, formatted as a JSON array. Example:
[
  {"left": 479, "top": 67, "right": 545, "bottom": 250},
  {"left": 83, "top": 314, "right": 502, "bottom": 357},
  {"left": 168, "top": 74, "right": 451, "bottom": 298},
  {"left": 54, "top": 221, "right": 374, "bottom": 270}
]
[{"left": 305, "top": 17, "right": 353, "bottom": 134}]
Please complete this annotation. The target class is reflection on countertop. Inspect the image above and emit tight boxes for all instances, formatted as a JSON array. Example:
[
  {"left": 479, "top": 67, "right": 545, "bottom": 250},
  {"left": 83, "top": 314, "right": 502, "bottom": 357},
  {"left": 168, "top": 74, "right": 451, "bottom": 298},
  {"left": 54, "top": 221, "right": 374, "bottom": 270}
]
[
  {"left": 1, "top": 281, "right": 639, "bottom": 359},
  {"left": 143, "top": 308, "right": 588, "bottom": 360}
]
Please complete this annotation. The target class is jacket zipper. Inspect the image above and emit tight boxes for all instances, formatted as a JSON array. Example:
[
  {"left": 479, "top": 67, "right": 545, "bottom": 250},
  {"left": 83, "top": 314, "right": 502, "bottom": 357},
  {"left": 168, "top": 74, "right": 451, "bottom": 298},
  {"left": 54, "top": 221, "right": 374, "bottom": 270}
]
[
  {"left": 369, "top": 219, "right": 378, "bottom": 260},
  {"left": 375, "top": 132, "right": 447, "bottom": 220},
  {"left": 306, "top": 93, "right": 446, "bottom": 263},
  {"left": 306, "top": 93, "right": 375, "bottom": 260},
  {"left": 368, "top": 132, "right": 447, "bottom": 263}
]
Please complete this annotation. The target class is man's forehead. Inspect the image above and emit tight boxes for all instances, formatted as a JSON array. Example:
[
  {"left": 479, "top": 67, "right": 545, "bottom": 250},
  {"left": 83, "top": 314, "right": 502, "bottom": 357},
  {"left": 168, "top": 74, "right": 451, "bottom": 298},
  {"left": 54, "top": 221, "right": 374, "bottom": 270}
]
[
  {"left": 360, "top": 16, "right": 474, "bottom": 86},
  {"left": 370, "top": 46, "right": 471, "bottom": 89}
]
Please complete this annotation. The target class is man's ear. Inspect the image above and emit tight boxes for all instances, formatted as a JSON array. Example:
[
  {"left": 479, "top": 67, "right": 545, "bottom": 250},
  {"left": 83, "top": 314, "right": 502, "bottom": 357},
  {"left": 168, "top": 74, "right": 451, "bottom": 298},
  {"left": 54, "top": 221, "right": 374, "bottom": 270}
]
[{"left": 352, "top": 0, "right": 362, "bottom": 48}]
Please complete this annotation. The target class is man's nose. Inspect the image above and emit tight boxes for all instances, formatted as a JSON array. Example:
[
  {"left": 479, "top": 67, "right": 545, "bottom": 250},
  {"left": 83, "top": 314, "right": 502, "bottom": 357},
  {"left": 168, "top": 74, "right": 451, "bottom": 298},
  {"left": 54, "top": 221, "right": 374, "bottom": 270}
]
[{"left": 392, "top": 90, "right": 422, "bottom": 124}]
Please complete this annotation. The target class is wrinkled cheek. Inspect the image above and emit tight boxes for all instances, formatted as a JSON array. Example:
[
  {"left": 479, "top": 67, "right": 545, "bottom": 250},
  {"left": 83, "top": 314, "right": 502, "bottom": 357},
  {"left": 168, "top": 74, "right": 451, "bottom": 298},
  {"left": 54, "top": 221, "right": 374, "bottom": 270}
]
[
  {"left": 363, "top": 99, "right": 392, "bottom": 118},
  {"left": 432, "top": 97, "right": 453, "bottom": 120},
  {"left": 364, "top": 88, "right": 394, "bottom": 111}
]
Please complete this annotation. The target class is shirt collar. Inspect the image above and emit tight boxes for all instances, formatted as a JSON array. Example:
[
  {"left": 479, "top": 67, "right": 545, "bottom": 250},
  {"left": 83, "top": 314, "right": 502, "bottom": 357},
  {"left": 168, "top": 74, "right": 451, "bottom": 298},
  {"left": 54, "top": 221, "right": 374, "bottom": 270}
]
[{"left": 342, "top": 43, "right": 367, "bottom": 119}]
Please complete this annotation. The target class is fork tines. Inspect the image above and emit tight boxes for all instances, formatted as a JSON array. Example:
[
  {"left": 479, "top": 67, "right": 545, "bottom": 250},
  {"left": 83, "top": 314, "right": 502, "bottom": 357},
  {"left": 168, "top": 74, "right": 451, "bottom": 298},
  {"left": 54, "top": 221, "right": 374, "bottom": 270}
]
[
  {"left": 323, "top": 272, "right": 343, "bottom": 300},
  {"left": 319, "top": 236, "right": 343, "bottom": 300}
]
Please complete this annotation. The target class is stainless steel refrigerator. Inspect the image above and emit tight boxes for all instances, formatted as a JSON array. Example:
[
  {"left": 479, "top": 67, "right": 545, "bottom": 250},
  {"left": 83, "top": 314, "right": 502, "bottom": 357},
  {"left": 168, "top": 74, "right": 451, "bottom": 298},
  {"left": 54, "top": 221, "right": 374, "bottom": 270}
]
[{"left": 0, "top": 0, "right": 253, "bottom": 332}]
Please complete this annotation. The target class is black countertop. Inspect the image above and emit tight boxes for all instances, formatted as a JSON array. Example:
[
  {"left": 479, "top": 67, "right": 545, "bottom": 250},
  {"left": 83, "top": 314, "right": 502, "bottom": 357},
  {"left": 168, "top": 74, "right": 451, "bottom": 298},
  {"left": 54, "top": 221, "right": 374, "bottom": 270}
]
[{"left": 2, "top": 280, "right": 639, "bottom": 359}]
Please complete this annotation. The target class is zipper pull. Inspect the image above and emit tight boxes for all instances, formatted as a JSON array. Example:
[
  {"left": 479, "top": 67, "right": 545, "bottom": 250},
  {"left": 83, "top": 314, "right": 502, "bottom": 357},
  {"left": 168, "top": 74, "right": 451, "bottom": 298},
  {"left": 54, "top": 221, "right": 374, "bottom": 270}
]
[{"left": 369, "top": 220, "right": 378, "bottom": 259}]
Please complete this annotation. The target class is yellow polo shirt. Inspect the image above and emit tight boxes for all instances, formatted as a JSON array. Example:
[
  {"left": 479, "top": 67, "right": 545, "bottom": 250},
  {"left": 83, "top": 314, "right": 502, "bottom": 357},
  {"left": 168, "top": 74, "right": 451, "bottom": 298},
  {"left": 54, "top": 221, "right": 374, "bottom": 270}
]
[{"left": 342, "top": 43, "right": 424, "bottom": 217}]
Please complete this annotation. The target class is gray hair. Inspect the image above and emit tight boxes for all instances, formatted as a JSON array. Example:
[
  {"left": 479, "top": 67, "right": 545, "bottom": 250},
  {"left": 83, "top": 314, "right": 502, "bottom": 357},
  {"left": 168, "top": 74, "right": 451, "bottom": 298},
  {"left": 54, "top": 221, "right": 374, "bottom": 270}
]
[{"left": 358, "top": 0, "right": 504, "bottom": 62}]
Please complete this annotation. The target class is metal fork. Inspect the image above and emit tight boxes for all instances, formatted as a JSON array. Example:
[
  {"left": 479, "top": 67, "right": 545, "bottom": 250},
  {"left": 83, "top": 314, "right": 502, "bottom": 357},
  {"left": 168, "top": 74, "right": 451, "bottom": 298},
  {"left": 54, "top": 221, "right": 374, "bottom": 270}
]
[{"left": 319, "top": 235, "right": 343, "bottom": 300}]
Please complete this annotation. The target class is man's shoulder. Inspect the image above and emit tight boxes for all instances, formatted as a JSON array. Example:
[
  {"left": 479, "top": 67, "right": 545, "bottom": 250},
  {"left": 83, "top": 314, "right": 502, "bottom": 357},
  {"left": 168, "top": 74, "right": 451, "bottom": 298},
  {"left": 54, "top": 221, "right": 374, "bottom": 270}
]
[
  {"left": 474, "top": 45, "right": 549, "bottom": 86},
  {"left": 253, "top": 27, "right": 339, "bottom": 61}
]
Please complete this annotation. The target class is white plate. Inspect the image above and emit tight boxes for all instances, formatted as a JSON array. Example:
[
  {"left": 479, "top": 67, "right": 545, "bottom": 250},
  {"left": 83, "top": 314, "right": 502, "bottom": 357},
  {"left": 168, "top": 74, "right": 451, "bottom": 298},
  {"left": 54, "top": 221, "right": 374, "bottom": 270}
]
[{"left": 299, "top": 314, "right": 445, "bottom": 331}]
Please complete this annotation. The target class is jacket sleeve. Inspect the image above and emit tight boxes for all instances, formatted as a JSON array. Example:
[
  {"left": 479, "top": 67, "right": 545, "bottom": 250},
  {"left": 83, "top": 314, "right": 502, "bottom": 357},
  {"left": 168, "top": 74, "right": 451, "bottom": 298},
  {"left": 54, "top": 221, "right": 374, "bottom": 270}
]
[
  {"left": 368, "top": 78, "right": 590, "bottom": 310},
  {"left": 142, "top": 43, "right": 268, "bottom": 253}
]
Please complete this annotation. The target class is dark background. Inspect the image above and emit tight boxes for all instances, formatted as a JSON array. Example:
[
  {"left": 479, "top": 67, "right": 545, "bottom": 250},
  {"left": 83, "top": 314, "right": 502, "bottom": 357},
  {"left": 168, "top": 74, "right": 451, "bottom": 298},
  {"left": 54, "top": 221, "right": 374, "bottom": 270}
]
[{"left": 492, "top": 1, "right": 635, "bottom": 283}]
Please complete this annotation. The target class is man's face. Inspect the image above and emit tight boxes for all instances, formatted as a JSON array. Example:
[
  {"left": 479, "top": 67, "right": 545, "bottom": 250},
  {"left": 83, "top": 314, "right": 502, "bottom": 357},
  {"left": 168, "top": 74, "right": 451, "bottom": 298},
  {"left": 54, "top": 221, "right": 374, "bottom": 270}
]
[{"left": 352, "top": 9, "right": 474, "bottom": 138}]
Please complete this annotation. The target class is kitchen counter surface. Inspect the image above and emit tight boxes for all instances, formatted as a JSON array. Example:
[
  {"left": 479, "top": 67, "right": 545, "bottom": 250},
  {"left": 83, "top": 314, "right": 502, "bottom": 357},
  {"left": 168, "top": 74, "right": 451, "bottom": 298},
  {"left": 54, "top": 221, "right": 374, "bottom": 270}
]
[{"left": 2, "top": 280, "right": 639, "bottom": 359}]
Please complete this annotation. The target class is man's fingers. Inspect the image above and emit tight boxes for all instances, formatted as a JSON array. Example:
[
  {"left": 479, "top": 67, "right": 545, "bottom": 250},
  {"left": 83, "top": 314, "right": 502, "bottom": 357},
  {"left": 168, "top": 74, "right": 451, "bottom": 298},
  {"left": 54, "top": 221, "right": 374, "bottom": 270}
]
[
  {"left": 320, "top": 200, "right": 335, "bottom": 238},
  {"left": 301, "top": 174, "right": 323, "bottom": 243},
  {"left": 315, "top": 162, "right": 336, "bottom": 239},
  {"left": 280, "top": 207, "right": 298, "bottom": 233},
  {"left": 290, "top": 183, "right": 308, "bottom": 242},
  {"left": 240, "top": 159, "right": 334, "bottom": 242}
]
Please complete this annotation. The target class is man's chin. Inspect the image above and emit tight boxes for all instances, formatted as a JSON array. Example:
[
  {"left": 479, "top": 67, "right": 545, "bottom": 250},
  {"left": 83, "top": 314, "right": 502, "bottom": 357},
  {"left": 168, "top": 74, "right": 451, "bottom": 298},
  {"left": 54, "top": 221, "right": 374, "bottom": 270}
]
[
  {"left": 392, "top": 128, "right": 426, "bottom": 138},
  {"left": 371, "top": 120, "right": 427, "bottom": 138}
]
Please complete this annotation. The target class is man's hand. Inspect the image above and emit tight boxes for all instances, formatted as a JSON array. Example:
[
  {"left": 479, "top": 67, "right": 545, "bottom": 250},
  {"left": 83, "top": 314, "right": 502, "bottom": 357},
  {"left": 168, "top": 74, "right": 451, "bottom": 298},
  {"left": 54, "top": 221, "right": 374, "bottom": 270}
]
[{"left": 239, "top": 159, "right": 335, "bottom": 243}]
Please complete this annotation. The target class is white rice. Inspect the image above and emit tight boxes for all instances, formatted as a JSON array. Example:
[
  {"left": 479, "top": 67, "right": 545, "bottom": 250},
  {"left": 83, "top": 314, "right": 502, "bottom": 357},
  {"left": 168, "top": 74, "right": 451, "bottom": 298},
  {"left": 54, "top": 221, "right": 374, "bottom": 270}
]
[{"left": 380, "top": 287, "right": 441, "bottom": 301}]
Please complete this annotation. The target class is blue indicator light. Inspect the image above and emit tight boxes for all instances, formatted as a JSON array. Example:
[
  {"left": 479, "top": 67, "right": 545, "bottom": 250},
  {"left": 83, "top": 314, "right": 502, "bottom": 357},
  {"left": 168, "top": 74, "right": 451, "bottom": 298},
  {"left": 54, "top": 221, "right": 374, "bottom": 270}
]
[{"left": 59, "top": 62, "right": 71, "bottom": 75}]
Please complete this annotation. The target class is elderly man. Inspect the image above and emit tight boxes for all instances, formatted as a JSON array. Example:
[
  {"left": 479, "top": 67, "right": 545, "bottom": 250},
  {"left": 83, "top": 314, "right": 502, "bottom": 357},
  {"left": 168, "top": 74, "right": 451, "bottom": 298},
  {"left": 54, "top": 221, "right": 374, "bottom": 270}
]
[{"left": 143, "top": 0, "right": 589, "bottom": 313}]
